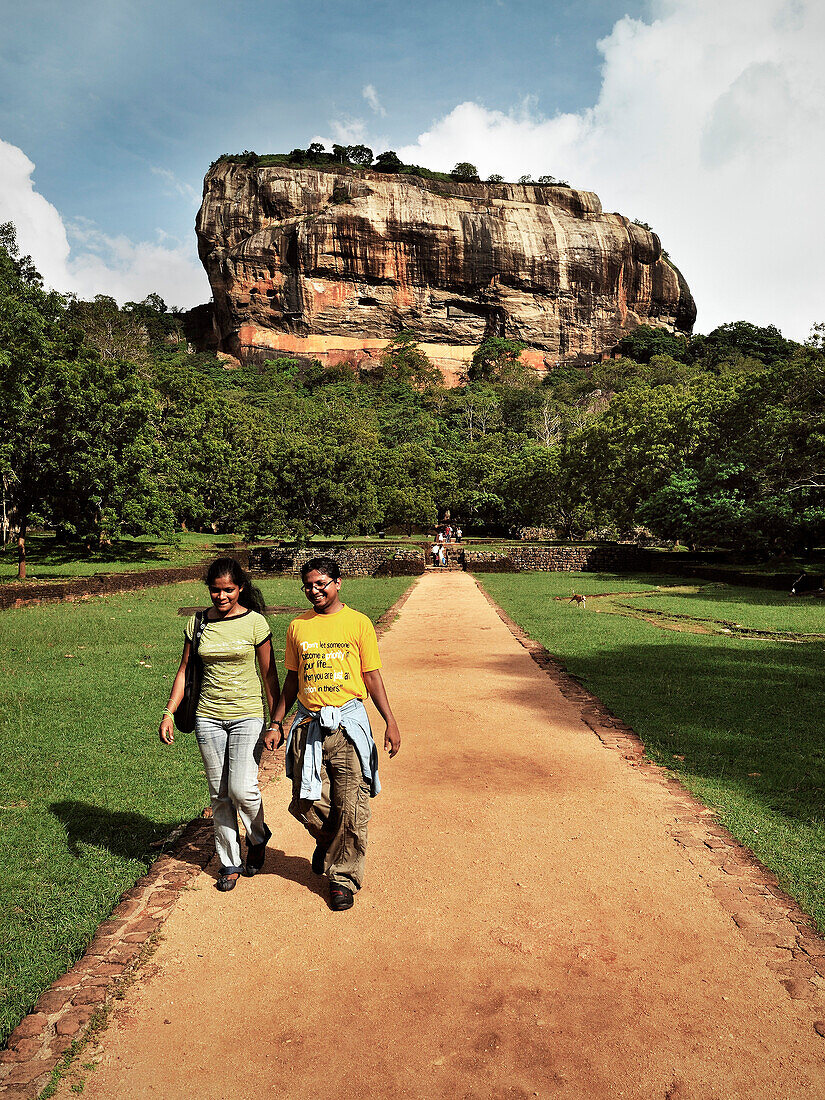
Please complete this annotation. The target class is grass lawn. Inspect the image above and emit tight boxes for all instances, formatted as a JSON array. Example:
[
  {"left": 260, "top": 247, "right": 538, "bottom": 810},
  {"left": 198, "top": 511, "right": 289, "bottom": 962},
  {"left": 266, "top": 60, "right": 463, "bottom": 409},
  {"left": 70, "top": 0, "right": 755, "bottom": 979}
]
[
  {"left": 619, "top": 584, "right": 825, "bottom": 635},
  {"left": 476, "top": 571, "right": 825, "bottom": 930},
  {"left": 0, "top": 533, "right": 242, "bottom": 582},
  {"left": 0, "top": 574, "right": 414, "bottom": 1043}
]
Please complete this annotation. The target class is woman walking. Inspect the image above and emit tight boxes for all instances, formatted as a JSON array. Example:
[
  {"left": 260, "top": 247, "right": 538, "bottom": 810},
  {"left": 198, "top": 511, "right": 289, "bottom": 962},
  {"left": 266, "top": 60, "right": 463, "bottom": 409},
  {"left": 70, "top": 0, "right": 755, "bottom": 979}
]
[{"left": 159, "top": 558, "right": 280, "bottom": 891}]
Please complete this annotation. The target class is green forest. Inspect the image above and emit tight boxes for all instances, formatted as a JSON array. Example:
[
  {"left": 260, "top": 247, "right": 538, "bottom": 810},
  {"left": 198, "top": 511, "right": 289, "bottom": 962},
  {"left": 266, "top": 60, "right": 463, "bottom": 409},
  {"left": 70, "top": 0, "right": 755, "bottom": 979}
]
[{"left": 1, "top": 221, "right": 823, "bottom": 571}]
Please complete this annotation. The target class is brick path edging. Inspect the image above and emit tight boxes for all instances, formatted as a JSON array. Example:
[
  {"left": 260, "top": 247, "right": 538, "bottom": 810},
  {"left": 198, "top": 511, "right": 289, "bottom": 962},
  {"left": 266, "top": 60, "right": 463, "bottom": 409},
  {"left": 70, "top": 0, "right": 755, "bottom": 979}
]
[
  {"left": 0, "top": 577, "right": 419, "bottom": 1099},
  {"left": 474, "top": 579, "right": 825, "bottom": 1037}
]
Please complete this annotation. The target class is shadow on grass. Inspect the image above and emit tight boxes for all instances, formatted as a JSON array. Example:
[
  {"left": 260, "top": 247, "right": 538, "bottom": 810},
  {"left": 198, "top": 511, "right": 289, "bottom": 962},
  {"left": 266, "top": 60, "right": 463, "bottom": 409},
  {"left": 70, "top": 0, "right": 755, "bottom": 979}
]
[
  {"left": 49, "top": 800, "right": 204, "bottom": 864},
  {"left": 0, "top": 535, "right": 221, "bottom": 581},
  {"left": 554, "top": 637, "right": 825, "bottom": 825}
]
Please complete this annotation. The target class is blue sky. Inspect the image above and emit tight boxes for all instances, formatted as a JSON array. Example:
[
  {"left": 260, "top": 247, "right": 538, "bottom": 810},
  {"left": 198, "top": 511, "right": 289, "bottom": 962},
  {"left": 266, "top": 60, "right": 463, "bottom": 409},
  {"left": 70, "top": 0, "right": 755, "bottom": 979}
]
[{"left": 1, "top": 0, "right": 823, "bottom": 338}]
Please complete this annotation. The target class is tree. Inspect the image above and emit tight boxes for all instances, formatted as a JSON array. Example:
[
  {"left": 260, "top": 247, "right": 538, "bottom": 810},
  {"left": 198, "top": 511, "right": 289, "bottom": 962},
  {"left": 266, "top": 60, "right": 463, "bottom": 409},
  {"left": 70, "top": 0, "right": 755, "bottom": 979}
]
[
  {"left": 518, "top": 174, "right": 533, "bottom": 184},
  {"left": 378, "top": 443, "right": 438, "bottom": 533},
  {"left": 689, "top": 321, "right": 795, "bottom": 369},
  {"left": 450, "top": 162, "right": 479, "bottom": 182},
  {"left": 537, "top": 175, "right": 557, "bottom": 185},
  {"left": 468, "top": 337, "right": 528, "bottom": 383},
  {"left": 371, "top": 331, "right": 441, "bottom": 389},
  {"left": 331, "top": 144, "right": 349, "bottom": 163},
  {"left": 616, "top": 324, "right": 690, "bottom": 364},
  {"left": 347, "top": 144, "right": 373, "bottom": 167},
  {"left": 498, "top": 443, "right": 595, "bottom": 537},
  {"left": 67, "top": 295, "right": 149, "bottom": 363},
  {"left": 457, "top": 385, "right": 501, "bottom": 442},
  {"left": 486, "top": 174, "right": 504, "bottom": 183},
  {"left": 42, "top": 355, "right": 176, "bottom": 544},
  {"left": 0, "top": 223, "right": 70, "bottom": 575},
  {"left": 571, "top": 379, "right": 723, "bottom": 535},
  {"left": 375, "top": 151, "right": 402, "bottom": 172},
  {"left": 307, "top": 142, "right": 326, "bottom": 160}
]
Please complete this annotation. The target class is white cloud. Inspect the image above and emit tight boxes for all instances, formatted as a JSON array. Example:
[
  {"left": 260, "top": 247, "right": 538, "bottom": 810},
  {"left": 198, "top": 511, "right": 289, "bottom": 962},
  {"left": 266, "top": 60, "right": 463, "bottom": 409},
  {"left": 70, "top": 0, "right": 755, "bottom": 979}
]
[
  {"left": 318, "top": 118, "right": 390, "bottom": 157},
  {"left": 0, "top": 139, "right": 72, "bottom": 288},
  {"left": 0, "top": 138, "right": 209, "bottom": 309},
  {"left": 327, "top": 117, "right": 369, "bottom": 145},
  {"left": 397, "top": 0, "right": 825, "bottom": 340},
  {"left": 362, "top": 84, "right": 386, "bottom": 117}
]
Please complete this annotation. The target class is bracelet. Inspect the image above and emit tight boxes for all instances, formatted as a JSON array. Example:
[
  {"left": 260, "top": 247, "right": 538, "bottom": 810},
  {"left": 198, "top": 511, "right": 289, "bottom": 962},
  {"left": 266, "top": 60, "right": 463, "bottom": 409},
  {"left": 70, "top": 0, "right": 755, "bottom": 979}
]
[{"left": 162, "top": 709, "right": 174, "bottom": 719}]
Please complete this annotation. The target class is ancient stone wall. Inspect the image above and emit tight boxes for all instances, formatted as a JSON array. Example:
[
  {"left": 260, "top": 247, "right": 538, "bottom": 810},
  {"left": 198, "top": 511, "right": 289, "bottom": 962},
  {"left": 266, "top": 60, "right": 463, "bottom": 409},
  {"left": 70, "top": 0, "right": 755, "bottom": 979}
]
[
  {"left": 249, "top": 544, "right": 426, "bottom": 577},
  {"left": 465, "top": 545, "right": 655, "bottom": 573}
]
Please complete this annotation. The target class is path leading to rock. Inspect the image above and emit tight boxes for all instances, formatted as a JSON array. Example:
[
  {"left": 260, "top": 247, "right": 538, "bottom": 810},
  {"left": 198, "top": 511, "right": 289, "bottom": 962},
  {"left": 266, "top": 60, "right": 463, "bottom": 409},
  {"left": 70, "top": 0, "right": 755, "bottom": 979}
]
[{"left": 60, "top": 571, "right": 825, "bottom": 1099}]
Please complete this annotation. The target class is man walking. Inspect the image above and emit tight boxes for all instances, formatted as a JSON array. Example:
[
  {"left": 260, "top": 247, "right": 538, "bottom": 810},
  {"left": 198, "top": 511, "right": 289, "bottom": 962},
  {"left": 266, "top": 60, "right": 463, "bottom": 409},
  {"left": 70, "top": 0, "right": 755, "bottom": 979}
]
[{"left": 265, "top": 557, "right": 401, "bottom": 911}]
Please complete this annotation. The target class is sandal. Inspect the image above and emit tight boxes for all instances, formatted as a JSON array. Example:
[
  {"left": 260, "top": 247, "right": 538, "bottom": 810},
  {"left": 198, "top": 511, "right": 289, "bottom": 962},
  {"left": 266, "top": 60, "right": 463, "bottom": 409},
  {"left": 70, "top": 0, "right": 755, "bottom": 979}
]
[
  {"left": 329, "top": 883, "right": 354, "bottom": 911},
  {"left": 216, "top": 868, "right": 241, "bottom": 892},
  {"left": 244, "top": 823, "right": 272, "bottom": 877}
]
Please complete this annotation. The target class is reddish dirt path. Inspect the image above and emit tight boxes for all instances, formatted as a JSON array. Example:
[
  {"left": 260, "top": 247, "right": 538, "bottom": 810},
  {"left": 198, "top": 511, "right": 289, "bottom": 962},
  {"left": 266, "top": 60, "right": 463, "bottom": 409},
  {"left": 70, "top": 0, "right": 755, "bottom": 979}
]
[{"left": 62, "top": 572, "right": 825, "bottom": 1099}]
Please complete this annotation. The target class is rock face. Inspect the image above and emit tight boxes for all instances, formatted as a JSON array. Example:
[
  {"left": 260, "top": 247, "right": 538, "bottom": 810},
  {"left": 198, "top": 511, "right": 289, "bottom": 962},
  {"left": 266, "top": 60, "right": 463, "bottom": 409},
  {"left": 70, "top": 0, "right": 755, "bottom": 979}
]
[{"left": 195, "top": 163, "right": 695, "bottom": 383}]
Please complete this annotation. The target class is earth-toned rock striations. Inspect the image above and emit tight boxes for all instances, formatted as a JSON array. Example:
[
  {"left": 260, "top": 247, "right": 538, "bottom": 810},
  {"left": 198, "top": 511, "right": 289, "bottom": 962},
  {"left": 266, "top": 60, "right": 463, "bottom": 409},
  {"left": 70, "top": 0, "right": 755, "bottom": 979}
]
[{"left": 195, "top": 163, "right": 695, "bottom": 383}]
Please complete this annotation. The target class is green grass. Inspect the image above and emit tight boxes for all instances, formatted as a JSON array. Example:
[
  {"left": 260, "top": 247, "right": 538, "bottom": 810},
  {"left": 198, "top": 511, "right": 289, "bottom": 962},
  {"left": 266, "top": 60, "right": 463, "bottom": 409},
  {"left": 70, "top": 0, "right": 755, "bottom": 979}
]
[
  {"left": 620, "top": 584, "right": 825, "bottom": 634},
  {"left": 0, "top": 533, "right": 241, "bottom": 582},
  {"left": 475, "top": 571, "right": 825, "bottom": 929},
  {"left": 0, "top": 574, "right": 413, "bottom": 1043}
]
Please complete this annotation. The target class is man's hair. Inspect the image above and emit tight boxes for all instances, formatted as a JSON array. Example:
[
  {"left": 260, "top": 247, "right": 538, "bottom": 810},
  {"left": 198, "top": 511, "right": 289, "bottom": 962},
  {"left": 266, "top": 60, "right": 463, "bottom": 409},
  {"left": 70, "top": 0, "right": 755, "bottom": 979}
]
[{"left": 300, "top": 556, "right": 341, "bottom": 582}]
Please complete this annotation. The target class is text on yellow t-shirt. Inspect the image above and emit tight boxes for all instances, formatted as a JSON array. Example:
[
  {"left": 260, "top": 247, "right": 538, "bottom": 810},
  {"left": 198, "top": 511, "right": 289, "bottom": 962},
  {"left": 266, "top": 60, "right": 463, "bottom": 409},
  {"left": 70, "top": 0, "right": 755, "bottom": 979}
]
[{"left": 284, "top": 605, "right": 382, "bottom": 711}]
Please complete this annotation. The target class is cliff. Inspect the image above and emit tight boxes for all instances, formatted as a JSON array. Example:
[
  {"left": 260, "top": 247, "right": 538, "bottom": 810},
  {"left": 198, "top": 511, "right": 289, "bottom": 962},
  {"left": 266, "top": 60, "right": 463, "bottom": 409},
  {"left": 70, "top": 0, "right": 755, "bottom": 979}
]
[{"left": 194, "top": 163, "right": 695, "bottom": 382}]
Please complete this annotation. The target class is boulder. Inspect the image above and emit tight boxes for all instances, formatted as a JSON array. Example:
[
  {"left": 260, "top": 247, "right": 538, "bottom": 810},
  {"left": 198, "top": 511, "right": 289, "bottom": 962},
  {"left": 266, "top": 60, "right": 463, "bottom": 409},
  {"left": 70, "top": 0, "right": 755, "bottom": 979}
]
[{"left": 193, "top": 163, "right": 696, "bottom": 382}]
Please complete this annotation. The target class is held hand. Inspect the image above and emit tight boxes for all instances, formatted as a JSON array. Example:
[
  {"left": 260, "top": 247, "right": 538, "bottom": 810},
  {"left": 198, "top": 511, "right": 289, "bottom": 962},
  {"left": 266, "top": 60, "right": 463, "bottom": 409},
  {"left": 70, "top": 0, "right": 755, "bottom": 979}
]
[
  {"left": 159, "top": 717, "right": 175, "bottom": 745},
  {"left": 384, "top": 721, "right": 401, "bottom": 758},
  {"left": 264, "top": 723, "right": 284, "bottom": 752}
]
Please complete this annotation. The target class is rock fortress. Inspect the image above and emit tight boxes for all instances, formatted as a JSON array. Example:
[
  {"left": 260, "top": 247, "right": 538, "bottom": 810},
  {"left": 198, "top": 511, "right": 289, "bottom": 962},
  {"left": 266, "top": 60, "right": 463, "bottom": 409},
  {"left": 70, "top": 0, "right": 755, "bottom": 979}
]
[{"left": 189, "top": 162, "right": 696, "bottom": 386}]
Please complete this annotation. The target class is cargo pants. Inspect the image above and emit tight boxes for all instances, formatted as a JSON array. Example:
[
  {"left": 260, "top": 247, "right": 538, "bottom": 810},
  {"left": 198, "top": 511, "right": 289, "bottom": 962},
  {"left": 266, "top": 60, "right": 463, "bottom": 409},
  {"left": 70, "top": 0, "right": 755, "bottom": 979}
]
[{"left": 288, "top": 722, "right": 372, "bottom": 891}]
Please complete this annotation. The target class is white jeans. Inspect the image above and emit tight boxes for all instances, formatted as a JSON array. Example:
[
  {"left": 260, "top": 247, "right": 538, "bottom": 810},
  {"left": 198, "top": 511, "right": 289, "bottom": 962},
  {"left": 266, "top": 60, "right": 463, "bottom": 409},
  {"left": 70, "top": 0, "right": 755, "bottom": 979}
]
[{"left": 195, "top": 715, "right": 268, "bottom": 872}]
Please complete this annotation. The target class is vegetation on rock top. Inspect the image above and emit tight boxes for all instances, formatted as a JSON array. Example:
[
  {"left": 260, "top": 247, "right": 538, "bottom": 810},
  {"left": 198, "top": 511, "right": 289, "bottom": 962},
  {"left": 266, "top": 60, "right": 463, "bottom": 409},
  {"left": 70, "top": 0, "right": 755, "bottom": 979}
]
[{"left": 209, "top": 145, "right": 571, "bottom": 186}]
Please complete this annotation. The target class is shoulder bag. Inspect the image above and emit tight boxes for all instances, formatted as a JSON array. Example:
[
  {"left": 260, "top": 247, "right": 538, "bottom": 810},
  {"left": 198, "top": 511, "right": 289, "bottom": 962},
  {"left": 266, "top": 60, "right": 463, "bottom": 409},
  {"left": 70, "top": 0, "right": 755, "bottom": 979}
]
[{"left": 174, "top": 610, "right": 208, "bottom": 733}]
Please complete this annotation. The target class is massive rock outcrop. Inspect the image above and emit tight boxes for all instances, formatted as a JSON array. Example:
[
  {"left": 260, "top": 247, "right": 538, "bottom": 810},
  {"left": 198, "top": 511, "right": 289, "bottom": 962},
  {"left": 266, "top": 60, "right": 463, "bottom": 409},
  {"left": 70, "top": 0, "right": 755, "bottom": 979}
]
[{"left": 195, "top": 162, "right": 695, "bottom": 383}]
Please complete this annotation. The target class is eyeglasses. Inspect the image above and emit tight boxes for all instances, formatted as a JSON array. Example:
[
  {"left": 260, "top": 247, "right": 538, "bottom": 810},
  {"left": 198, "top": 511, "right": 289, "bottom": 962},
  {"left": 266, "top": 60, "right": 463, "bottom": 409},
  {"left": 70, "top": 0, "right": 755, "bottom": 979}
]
[{"left": 302, "top": 579, "right": 334, "bottom": 593}]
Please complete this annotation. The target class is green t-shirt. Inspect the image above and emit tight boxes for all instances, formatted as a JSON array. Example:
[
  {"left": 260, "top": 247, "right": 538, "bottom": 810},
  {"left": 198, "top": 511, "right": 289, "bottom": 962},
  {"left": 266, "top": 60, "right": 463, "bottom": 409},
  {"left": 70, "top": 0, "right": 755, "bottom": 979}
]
[{"left": 185, "top": 609, "right": 271, "bottom": 721}]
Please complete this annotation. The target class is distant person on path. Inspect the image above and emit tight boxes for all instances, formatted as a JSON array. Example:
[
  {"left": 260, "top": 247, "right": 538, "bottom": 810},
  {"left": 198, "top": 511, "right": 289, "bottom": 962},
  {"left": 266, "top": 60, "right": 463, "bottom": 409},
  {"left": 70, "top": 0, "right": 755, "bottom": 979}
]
[
  {"left": 265, "top": 556, "right": 401, "bottom": 912},
  {"left": 456, "top": 526, "right": 463, "bottom": 543},
  {"left": 159, "top": 558, "right": 279, "bottom": 892},
  {"left": 431, "top": 542, "right": 440, "bottom": 566},
  {"left": 439, "top": 545, "right": 448, "bottom": 568}
]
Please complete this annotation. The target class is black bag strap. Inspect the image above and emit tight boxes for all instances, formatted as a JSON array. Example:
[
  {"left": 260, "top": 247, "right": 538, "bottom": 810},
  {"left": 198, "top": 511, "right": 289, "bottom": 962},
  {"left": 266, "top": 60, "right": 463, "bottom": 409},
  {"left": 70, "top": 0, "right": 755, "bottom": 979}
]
[{"left": 192, "top": 610, "right": 209, "bottom": 655}]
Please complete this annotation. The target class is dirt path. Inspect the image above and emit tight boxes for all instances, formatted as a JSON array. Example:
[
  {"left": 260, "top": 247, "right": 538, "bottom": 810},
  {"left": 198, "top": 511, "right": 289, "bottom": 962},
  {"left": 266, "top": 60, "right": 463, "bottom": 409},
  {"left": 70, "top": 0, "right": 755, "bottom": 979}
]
[{"left": 62, "top": 572, "right": 825, "bottom": 1099}]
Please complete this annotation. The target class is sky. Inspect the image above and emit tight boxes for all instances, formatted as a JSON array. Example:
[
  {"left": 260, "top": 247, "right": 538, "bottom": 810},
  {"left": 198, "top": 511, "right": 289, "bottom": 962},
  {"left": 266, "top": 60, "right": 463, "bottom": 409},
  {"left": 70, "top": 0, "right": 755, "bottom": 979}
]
[{"left": 0, "top": 0, "right": 823, "bottom": 339}]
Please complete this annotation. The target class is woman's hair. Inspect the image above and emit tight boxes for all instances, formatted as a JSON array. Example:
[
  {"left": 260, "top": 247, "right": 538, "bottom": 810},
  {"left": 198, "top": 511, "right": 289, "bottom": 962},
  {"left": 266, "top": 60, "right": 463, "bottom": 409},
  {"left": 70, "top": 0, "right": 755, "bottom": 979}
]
[
  {"left": 300, "top": 556, "right": 341, "bottom": 583},
  {"left": 205, "top": 557, "right": 266, "bottom": 615}
]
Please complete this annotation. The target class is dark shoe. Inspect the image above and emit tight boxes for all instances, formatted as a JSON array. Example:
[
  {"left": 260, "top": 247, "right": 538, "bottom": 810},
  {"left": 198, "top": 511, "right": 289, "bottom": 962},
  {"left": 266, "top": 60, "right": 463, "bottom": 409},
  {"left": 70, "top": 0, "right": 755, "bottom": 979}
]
[
  {"left": 311, "top": 844, "right": 327, "bottom": 875},
  {"left": 244, "top": 823, "right": 272, "bottom": 877},
  {"left": 329, "top": 883, "right": 354, "bottom": 911},
  {"left": 216, "top": 868, "right": 241, "bottom": 892}
]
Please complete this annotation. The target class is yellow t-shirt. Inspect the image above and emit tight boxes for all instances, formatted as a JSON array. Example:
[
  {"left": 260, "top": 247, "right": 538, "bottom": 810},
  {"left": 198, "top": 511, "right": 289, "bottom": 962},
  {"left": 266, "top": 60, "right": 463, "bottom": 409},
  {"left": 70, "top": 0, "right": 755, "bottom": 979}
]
[{"left": 285, "top": 605, "right": 382, "bottom": 711}]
